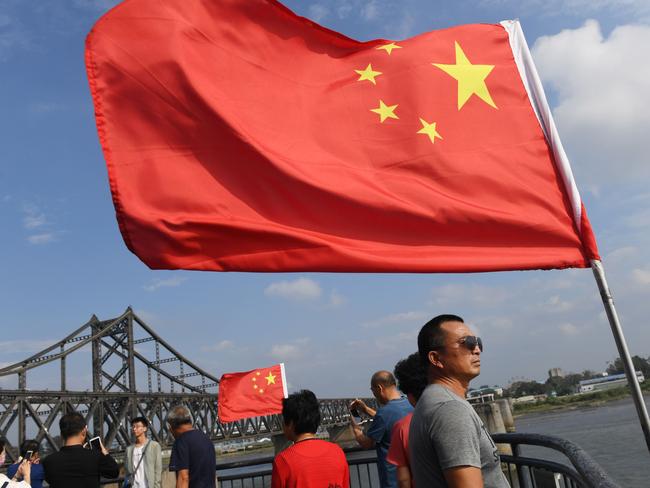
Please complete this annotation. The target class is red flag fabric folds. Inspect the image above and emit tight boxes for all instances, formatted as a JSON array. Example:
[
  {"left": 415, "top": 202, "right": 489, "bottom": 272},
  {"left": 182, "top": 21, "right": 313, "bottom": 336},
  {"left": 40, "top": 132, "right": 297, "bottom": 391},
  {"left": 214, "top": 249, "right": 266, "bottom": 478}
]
[
  {"left": 218, "top": 364, "right": 288, "bottom": 423},
  {"left": 85, "top": 0, "right": 600, "bottom": 272}
]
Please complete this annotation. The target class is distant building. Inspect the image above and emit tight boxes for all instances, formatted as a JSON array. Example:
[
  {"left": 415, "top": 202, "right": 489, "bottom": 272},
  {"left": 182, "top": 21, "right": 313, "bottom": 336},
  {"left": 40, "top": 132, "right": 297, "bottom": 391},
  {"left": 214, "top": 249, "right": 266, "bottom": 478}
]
[
  {"left": 578, "top": 371, "right": 644, "bottom": 394},
  {"left": 548, "top": 368, "right": 565, "bottom": 378},
  {"left": 467, "top": 386, "right": 504, "bottom": 403}
]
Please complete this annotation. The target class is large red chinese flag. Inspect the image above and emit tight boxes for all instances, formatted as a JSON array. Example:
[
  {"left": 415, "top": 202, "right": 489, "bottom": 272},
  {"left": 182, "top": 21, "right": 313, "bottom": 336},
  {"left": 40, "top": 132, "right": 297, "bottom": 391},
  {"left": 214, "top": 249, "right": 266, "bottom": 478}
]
[
  {"left": 86, "top": 0, "right": 599, "bottom": 272},
  {"left": 218, "top": 364, "right": 288, "bottom": 423}
]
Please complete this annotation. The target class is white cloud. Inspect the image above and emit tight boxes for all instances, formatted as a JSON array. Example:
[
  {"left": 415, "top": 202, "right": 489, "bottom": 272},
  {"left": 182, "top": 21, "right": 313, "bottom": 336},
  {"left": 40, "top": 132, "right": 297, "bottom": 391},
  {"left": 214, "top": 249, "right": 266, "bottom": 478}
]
[
  {"left": 546, "top": 295, "right": 574, "bottom": 313},
  {"left": 143, "top": 276, "right": 187, "bottom": 292},
  {"left": 270, "top": 343, "right": 302, "bottom": 361},
  {"left": 0, "top": 13, "right": 29, "bottom": 62},
  {"left": 532, "top": 21, "right": 650, "bottom": 185},
  {"left": 430, "top": 284, "right": 508, "bottom": 308},
  {"left": 202, "top": 340, "right": 234, "bottom": 352},
  {"left": 264, "top": 277, "right": 322, "bottom": 301},
  {"left": 308, "top": 4, "right": 329, "bottom": 22},
  {"left": 363, "top": 311, "right": 428, "bottom": 328},
  {"left": 632, "top": 268, "right": 650, "bottom": 286},
  {"left": 23, "top": 205, "right": 46, "bottom": 229},
  {"left": 327, "top": 290, "right": 346, "bottom": 308},
  {"left": 0, "top": 339, "right": 56, "bottom": 354},
  {"left": 27, "top": 233, "right": 55, "bottom": 245},
  {"left": 558, "top": 323, "right": 580, "bottom": 336},
  {"left": 361, "top": 1, "right": 380, "bottom": 21}
]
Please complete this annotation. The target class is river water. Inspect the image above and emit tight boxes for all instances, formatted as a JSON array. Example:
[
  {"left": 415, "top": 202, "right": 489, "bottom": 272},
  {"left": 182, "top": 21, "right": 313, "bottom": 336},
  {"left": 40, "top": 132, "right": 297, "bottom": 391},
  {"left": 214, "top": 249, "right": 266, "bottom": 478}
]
[{"left": 515, "top": 394, "right": 650, "bottom": 487}]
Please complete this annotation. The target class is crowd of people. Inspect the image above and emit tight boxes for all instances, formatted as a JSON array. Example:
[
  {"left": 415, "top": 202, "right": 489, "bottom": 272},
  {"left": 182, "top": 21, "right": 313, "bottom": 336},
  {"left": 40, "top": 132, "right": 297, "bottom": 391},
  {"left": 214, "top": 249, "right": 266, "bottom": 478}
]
[{"left": 0, "top": 313, "right": 508, "bottom": 488}]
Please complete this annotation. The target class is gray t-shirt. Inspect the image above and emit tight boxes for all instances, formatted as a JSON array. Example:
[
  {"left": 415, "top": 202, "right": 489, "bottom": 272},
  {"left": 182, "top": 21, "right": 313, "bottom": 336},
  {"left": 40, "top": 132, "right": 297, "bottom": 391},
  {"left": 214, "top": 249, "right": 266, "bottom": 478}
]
[{"left": 409, "top": 384, "right": 510, "bottom": 488}]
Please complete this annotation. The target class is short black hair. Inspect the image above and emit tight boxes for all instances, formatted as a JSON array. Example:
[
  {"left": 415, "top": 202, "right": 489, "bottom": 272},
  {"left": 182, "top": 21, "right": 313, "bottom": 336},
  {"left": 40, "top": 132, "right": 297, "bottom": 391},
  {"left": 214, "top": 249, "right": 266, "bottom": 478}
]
[
  {"left": 282, "top": 390, "right": 320, "bottom": 435},
  {"left": 19, "top": 440, "right": 40, "bottom": 458},
  {"left": 59, "top": 412, "right": 86, "bottom": 440},
  {"left": 0, "top": 436, "right": 6, "bottom": 455},
  {"left": 131, "top": 416, "right": 149, "bottom": 428},
  {"left": 370, "top": 371, "right": 397, "bottom": 388},
  {"left": 418, "top": 314, "right": 464, "bottom": 363},
  {"left": 394, "top": 353, "right": 428, "bottom": 401}
]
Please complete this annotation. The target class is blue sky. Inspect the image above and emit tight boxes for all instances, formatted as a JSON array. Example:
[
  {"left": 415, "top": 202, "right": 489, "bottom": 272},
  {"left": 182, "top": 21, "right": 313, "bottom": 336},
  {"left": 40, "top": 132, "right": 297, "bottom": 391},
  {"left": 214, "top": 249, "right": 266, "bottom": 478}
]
[{"left": 1, "top": 0, "right": 650, "bottom": 405}]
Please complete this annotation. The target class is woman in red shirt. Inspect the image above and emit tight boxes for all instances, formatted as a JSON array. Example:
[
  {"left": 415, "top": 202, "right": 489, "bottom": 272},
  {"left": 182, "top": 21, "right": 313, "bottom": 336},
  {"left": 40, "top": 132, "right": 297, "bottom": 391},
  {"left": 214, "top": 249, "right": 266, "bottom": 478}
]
[{"left": 272, "top": 390, "right": 350, "bottom": 488}]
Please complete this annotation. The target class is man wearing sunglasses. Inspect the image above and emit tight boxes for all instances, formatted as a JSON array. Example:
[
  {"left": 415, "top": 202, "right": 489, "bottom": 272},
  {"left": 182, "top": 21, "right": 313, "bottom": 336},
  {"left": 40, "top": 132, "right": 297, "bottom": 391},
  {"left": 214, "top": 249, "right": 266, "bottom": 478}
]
[{"left": 409, "top": 314, "right": 509, "bottom": 488}]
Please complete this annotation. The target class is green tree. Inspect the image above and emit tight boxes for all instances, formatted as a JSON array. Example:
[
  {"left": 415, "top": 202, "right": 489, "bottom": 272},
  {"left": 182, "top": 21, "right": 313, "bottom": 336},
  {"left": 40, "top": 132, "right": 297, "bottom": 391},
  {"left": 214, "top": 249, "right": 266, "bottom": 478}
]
[{"left": 606, "top": 356, "right": 650, "bottom": 377}]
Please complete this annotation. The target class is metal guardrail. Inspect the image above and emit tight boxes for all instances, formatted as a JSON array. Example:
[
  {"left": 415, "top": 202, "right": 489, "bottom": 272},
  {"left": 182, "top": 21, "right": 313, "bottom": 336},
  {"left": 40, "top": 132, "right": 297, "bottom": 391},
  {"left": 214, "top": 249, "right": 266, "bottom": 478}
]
[
  {"left": 98, "top": 433, "right": 620, "bottom": 488},
  {"left": 493, "top": 433, "right": 621, "bottom": 488}
]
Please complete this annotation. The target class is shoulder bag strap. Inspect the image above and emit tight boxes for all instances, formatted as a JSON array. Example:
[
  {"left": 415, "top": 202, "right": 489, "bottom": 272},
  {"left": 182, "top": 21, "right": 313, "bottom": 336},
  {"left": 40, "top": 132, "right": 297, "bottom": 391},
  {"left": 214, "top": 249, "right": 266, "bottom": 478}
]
[{"left": 133, "top": 441, "right": 149, "bottom": 473}]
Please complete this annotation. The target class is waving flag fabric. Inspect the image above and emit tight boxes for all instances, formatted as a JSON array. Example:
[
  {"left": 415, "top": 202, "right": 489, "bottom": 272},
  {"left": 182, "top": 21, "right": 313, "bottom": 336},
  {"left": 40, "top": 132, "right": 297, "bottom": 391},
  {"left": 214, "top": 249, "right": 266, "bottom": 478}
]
[
  {"left": 85, "top": 0, "right": 599, "bottom": 272},
  {"left": 218, "top": 364, "right": 288, "bottom": 423}
]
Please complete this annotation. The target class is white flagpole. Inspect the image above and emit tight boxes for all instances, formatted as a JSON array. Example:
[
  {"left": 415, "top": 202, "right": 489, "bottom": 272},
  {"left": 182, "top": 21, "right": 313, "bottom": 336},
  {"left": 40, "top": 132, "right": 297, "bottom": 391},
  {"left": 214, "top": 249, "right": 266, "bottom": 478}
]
[{"left": 591, "top": 259, "right": 650, "bottom": 452}]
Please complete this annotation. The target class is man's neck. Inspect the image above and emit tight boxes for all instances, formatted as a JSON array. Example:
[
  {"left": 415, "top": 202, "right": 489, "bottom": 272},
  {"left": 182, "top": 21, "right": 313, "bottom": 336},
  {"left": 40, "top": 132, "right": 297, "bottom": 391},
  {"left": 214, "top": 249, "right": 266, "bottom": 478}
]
[
  {"left": 64, "top": 435, "right": 85, "bottom": 447},
  {"left": 432, "top": 376, "right": 469, "bottom": 399},
  {"left": 135, "top": 435, "right": 147, "bottom": 447},
  {"left": 384, "top": 388, "right": 402, "bottom": 403},
  {"left": 294, "top": 432, "right": 317, "bottom": 443}
]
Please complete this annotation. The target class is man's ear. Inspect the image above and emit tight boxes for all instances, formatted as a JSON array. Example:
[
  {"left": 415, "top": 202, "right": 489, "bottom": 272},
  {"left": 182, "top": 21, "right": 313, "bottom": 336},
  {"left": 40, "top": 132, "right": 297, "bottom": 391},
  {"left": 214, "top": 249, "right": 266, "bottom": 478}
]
[{"left": 428, "top": 350, "right": 443, "bottom": 368}]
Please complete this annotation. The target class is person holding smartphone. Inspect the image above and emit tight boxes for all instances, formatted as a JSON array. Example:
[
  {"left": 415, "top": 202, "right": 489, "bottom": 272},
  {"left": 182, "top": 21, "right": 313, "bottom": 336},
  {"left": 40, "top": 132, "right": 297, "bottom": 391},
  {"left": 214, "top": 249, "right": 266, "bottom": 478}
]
[
  {"left": 42, "top": 412, "right": 119, "bottom": 488},
  {"left": 6, "top": 440, "right": 45, "bottom": 488},
  {"left": 0, "top": 438, "right": 32, "bottom": 487}
]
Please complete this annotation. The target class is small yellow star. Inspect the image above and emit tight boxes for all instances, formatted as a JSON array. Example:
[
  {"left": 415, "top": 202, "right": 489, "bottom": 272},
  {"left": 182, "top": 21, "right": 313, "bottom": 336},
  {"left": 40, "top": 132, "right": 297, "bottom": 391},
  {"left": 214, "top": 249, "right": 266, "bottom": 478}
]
[
  {"left": 256, "top": 371, "right": 261, "bottom": 376},
  {"left": 370, "top": 100, "right": 399, "bottom": 123},
  {"left": 253, "top": 384, "right": 258, "bottom": 389},
  {"left": 376, "top": 42, "right": 401, "bottom": 55},
  {"left": 259, "top": 389, "right": 264, "bottom": 394},
  {"left": 417, "top": 118, "right": 443, "bottom": 144},
  {"left": 265, "top": 372, "right": 277, "bottom": 385},
  {"left": 252, "top": 377, "right": 257, "bottom": 382},
  {"left": 355, "top": 63, "right": 382, "bottom": 85}
]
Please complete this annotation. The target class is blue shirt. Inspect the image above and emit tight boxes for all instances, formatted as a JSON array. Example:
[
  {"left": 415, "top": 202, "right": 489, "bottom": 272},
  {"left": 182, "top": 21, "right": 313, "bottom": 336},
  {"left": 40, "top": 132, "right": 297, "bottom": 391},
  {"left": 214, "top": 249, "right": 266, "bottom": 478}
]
[
  {"left": 7, "top": 462, "right": 45, "bottom": 488},
  {"left": 169, "top": 429, "right": 216, "bottom": 488},
  {"left": 367, "top": 396, "right": 413, "bottom": 488}
]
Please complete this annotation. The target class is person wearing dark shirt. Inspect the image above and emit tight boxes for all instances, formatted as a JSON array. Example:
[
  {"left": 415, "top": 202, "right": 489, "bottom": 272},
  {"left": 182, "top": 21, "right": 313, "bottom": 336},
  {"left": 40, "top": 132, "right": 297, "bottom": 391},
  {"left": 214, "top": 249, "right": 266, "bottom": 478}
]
[
  {"left": 42, "top": 412, "right": 119, "bottom": 488},
  {"left": 168, "top": 405, "right": 216, "bottom": 488},
  {"left": 272, "top": 389, "right": 349, "bottom": 488},
  {"left": 6, "top": 440, "right": 45, "bottom": 488}
]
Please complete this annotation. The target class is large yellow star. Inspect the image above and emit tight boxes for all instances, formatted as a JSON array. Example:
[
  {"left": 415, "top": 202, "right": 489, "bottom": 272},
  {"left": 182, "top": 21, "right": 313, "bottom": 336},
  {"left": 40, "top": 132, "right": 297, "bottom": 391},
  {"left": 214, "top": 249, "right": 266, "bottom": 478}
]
[
  {"left": 433, "top": 42, "right": 497, "bottom": 110},
  {"left": 265, "top": 372, "right": 276, "bottom": 385},
  {"left": 355, "top": 64, "right": 382, "bottom": 85},
  {"left": 370, "top": 100, "right": 399, "bottom": 123},
  {"left": 417, "top": 118, "right": 443, "bottom": 144},
  {"left": 376, "top": 42, "right": 401, "bottom": 55}
]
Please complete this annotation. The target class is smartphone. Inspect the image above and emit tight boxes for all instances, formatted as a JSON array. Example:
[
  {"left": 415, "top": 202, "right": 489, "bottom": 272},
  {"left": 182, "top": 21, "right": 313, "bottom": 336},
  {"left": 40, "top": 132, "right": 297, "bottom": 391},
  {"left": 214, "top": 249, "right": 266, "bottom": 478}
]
[
  {"left": 25, "top": 450, "right": 34, "bottom": 460},
  {"left": 89, "top": 436, "right": 102, "bottom": 450}
]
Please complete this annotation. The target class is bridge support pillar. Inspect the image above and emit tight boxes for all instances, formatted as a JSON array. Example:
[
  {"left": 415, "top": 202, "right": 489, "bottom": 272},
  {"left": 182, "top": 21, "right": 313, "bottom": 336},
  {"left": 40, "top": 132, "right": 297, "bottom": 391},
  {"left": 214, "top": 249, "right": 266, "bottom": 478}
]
[
  {"left": 272, "top": 433, "right": 292, "bottom": 454},
  {"left": 497, "top": 398, "right": 515, "bottom": 432},
  {"left": 327, "top": 424, "right": 355, "bottom": 444}
]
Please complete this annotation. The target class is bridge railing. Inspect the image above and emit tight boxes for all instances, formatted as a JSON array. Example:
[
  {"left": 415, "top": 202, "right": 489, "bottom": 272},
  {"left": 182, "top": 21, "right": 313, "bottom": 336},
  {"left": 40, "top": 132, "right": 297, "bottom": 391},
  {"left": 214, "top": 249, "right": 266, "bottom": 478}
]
[
  {"left": 99, "top": 433, "right": 620, "bottom": 488},
  {"left": 492, "top": 432, "right": 621, "bottom": 488}
]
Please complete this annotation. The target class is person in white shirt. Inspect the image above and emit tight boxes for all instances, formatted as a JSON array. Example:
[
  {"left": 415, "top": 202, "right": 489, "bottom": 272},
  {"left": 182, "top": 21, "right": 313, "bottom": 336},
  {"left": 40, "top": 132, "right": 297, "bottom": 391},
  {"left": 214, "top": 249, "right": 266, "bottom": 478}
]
[
  {"left": 124, "top": 417, "right": 162, "bottom": 488},
  {"left": 0, "top": 438, "right": 32, "bottom": 487}
]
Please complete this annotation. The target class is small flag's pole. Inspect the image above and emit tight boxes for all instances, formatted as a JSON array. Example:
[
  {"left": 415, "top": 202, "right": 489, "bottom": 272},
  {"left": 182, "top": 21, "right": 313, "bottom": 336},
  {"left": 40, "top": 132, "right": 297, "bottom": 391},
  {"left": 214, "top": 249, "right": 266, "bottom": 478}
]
[{"left": 591, "top": 259, "right": 650, "bottom": 453}]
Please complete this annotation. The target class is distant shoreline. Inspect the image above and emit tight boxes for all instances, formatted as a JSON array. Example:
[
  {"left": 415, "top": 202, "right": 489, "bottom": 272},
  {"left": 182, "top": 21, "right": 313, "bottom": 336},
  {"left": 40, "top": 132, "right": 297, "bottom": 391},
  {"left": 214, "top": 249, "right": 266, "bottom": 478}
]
[{"left": 512, "top": 383, "right": 650, "bottom": 417}]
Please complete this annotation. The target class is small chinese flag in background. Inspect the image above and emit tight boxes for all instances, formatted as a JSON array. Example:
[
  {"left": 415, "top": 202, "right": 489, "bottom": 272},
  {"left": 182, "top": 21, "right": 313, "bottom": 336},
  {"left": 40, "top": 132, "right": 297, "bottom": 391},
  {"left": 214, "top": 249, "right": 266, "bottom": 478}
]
[{"left": 218, "top": 363, "right": 288, "bottom": 423}]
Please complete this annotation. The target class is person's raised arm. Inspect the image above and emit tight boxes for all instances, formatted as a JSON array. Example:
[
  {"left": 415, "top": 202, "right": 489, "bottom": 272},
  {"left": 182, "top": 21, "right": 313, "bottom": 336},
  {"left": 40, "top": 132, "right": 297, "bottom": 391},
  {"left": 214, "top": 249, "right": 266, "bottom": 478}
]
[
  {"left": 443, "top": 466, "right": 483, "bottom": 488},
  {"left": 349, "top": 414, "right": 375, "bottom": 449},
  {"left": 350, "top": 398, "right": 376, "bottom": 418}
]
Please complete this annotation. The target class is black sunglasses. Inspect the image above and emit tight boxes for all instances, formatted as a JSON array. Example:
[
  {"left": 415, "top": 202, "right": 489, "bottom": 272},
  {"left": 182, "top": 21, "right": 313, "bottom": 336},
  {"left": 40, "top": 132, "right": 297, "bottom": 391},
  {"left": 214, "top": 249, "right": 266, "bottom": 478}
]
[
  {"left": 433, "top": 335, "right": 483, "bottom": 352},
  {"left": 459, "top": 335, "right": 483, "bottom": 352}
]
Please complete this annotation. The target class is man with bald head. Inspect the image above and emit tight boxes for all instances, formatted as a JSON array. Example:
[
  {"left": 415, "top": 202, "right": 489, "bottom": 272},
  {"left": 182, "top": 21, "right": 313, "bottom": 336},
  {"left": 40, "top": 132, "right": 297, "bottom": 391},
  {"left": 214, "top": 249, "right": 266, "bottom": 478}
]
[
  {"left": 409, "top": 314, "right": 509, "bottom": 488},
  {"left": 350, "top": 370, "right": 413, "bottom": 488}
]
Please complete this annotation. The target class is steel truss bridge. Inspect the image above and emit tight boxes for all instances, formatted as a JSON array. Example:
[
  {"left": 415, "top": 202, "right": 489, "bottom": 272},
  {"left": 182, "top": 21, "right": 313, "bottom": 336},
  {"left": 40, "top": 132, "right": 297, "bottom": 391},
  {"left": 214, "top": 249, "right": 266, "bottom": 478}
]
[{"left": 0, "top": 308, "right": 360, "bottom": 461}]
